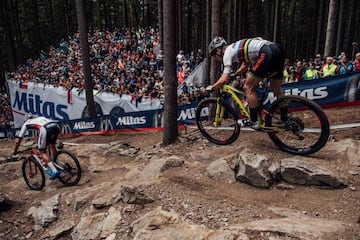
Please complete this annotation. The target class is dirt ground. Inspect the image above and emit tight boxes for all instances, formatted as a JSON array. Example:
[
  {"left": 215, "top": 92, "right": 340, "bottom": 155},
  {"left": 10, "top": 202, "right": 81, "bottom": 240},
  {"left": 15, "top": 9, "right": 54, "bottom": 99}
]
[{"left": 0, "top": 107, "right": 360, "bottom": 239}]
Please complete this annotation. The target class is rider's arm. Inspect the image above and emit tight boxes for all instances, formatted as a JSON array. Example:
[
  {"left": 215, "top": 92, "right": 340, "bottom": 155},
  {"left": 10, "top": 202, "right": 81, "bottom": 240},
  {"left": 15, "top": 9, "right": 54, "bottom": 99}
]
[
  {"left": 235, "top": 62, "right": 250, "bottom": 75},
  {"left": 211, "top": 72, "right": 231, "bottom": 90},
  {"left": 13, "top": 124, "right": 27, "bottom": 155},
  {"left": 13, "top": 137, "right": 22, "bottom": 155}
]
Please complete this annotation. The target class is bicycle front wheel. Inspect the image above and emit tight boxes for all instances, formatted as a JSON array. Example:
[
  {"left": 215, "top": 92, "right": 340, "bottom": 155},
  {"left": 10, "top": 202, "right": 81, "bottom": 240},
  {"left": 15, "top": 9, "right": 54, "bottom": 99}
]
[
  {"left": 196, "top": 98, "right": 240, "bottom": 145},
  {"left": 53, "top": 150, "right": 82, "bottom": 186},
  {"left": 265, "top": 95, "right": 330, "bottom": 155},
  {"left": 22, "top": 157, "right": 45, "bottom": 190}
]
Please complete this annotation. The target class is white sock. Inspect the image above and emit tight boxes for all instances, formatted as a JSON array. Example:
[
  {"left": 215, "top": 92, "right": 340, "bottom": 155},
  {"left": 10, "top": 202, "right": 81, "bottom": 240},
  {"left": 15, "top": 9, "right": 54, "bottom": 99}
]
[{"left": 47, "top": 162, "right": 57, "bottom": 172}]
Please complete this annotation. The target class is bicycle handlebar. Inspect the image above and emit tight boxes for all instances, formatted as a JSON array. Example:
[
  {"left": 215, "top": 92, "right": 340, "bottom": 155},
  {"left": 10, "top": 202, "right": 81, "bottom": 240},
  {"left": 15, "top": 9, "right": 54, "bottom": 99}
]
[
  {"left": 206, "top": 73, "right": 238, "bottom": 93},
  {"left": 15, "top": 147, "right": 34, "bottom": 155}
]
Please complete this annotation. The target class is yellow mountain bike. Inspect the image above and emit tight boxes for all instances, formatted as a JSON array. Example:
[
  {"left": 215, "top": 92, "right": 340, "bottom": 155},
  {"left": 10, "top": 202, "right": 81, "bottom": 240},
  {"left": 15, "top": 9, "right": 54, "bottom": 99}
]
[{"left": 195, "top": 76, "right": 330, "bottom": 155}]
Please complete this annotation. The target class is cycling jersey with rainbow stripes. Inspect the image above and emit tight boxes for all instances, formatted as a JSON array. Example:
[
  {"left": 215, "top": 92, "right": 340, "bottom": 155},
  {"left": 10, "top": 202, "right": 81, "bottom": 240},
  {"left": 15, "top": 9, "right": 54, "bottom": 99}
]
[{"left": 222, "top": 37, "right": 271, "bottom": 73}]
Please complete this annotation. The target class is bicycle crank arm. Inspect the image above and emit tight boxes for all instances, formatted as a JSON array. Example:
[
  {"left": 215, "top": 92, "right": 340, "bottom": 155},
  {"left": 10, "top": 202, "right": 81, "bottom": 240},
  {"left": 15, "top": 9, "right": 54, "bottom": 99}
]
[{"left": 292, "top": 131, "right": 305, "bottom": 140}]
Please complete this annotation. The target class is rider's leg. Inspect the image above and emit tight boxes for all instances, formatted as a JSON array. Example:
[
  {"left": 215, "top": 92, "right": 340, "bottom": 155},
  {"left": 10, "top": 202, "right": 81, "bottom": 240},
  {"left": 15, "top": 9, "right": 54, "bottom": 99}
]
[
  {"left": 39, "top": 127, "right": 58, "bottom": 176},
  {"left": 244, "top": 72, "right": 262, "bottom": 123},
  {"left": 49, "top": 143, "right": 57, "bottom": 160},
  {"left": 270, "top": 79, "right": 288, "bottom": 121},
  {"left": 269, "top": 79, "right": 284, "bottom": 98},
  {"left": 38, "top": 127, "right": 51, "bottom": 165}
]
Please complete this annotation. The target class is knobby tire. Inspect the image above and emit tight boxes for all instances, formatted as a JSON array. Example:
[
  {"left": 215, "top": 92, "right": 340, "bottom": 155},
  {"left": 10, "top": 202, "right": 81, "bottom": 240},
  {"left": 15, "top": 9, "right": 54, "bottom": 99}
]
[
  {"left": 266, "top": 95, "right": 330, "bottom": 155},
  {"left": 53, "top": 150, "right": 82, "bottom": 186},
  {"left": 22, "top": 156, "right": 45, "bottom": 190},
  {"left": 196, "top": 98, "right": 240, "bottom": 145}
]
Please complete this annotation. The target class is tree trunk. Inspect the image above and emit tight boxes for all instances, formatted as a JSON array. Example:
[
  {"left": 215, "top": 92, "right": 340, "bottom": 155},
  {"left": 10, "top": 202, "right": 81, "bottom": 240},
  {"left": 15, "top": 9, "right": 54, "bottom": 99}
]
[
  {"left": 162, "top": 0, "right": 178, "bottom": 146},
  {"left": 209, "top": 0, "right": 221, "bottom": 86},
  {"left": 253, "top": 0, "right": 263, "bottom": 35},
  {"left": 335, "top": 0, "right": 345, "bottom": 55},
  {"left": 227, "top": 0, "right": 234, "bottom": 43},
  {"left": 177, "top": 0, "right": 182, "bottom": 51},
  {"left": 46, "top": 0, "right": 55, "bottom": 45},
  {"left": 12, "top": 0, "right": 25, "bottom": 65},
  {"left": 187, "top": 0, "right": 192, "bottom": 52},
  {"left": 273, "top": 0, "right": 280, "bottom": 43},
  {"left": 1, "top": 0, "right": 16, "bottom": 71},
  {"left": 345, "top": 0, "right": 358, "bottom": 59},
  {"left": 31, "top": 0, "right": 41, "bottom": 56},
  {"left": 199, "top": 0, "right": 206, "bottom": 51},
  {"left": 324, "top": 0, "right": 339, "bottom": 57},
  {"left": 315, "top": 0, "right": 324, "bottom": 55},
  {"left": 123, "top": 0, "right": 128, "bottom": 27},
  {"left": 205, "top": 0, "right": 211, "bottom": 85},
  {"left": 236, "top": 0, "right": 250, "bottom": 37},
  {"left": 158, "top": 0, "right": 164, "bottom": 50},
  {"left": 75, "top": 0, "right": 96, "bottom": 118}
]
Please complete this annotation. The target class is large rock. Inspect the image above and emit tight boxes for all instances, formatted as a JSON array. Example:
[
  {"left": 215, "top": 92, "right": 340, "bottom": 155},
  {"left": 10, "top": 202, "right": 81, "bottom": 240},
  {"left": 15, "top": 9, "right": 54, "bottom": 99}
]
[
  {"left": 131, "top": 207, "right": 249, "bottom": 240},
  {"left": 280, "top": 158, "right": 347, "bottom": 188},
  {"left": 230, "top": 207, "right": 352, "bottom": 239},
  {"left": 345, "top": 139, "right": 360, "bottom": 175},
  {"left": 125, "top": 155, "right": 184, "bottom": 182},
  {"left": 206, "top": 159, "right": 235, "bottom": 183},
  {"left": 71, "top": 207, "right": 105, "bottom": 240},
  {"left": 27, "top": 194, "right": 60, "bottom": 231},
  {"left": 235, "top": 148, "right": 273, "bottom": 188}
]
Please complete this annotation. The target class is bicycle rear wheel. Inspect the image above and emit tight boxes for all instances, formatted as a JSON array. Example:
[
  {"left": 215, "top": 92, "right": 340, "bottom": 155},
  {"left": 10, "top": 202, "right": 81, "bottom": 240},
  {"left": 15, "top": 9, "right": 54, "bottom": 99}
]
[
  {"left": 196, "top": 98, "right": 240, "bottom": 145},
  {"left": 22, "top": 157, "right": 45, "bottom": 190},
  {"left": 265, "top": 95, "right": 330, "bottom": 155},
  {"left": 53, "top": 150, "right": 82, "bottom": 186}
]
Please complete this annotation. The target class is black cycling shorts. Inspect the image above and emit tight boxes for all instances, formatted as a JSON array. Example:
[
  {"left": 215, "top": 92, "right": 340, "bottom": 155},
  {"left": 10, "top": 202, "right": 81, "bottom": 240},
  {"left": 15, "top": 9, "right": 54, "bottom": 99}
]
[
  {"left": 45, "top": 123, "right": 60, "bottom": 145},
  {"left": 249, "top": 43, "right": 285, "bottom": 80}
]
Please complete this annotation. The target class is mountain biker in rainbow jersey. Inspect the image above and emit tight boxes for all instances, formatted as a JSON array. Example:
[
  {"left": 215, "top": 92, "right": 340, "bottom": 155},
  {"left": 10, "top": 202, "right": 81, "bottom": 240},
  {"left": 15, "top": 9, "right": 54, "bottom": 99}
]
[
  {"left": 207, "top": 36, "right": 286, "bottom": 129},
  {"left": 13, "top": 114, "right": 61, "bottom": 179}
]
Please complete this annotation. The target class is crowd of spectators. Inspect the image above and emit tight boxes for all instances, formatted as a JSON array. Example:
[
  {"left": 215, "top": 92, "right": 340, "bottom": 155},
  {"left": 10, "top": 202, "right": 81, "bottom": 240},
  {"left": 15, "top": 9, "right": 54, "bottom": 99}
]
[
  {"left": 0, "top": 93, "right": 12, "bottom": 128},
  {"left": 10, "top": 27, "right": 167, "bottom": 99},
  {"left": 2, "top": 27, "right": 206, "bottom": 126},
  {"left": 283, "top": 51, "right": 360, "bottom": 83},
  {"left": 1, "top": 27, "right": 360, "bottom": 127}
]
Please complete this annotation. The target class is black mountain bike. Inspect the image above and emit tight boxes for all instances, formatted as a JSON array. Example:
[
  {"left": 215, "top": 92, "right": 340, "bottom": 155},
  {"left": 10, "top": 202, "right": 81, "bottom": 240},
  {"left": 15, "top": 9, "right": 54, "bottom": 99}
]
[
  {"left": 18, "top": 146, "right": 82, "bottom": 190},
  {"left": 196, "top": 76, "right": 330, "bottom": 155}
]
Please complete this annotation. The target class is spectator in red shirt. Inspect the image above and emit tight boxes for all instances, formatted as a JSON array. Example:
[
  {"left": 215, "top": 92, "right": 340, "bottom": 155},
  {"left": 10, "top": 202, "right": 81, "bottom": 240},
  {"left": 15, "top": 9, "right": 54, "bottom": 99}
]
[
  {"left": 354, "top": 52, "right": 360, "bottom": 72},
  {"left": 294, "top": 61, "right": 304, "bottom": 81}
]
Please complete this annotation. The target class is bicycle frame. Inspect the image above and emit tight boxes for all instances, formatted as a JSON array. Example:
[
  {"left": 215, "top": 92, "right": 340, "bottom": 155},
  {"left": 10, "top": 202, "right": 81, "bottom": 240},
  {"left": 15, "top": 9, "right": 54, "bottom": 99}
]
[
  {"left": 214, "top": 81, "right": 284, "bottom": 131},
  {"left": 21, "top": 148, "right": 60, "bottom": 171},
  {"left": 26, "top": 149, "right": 47, "bottom": 169},
  {"left": 225, "top": 85, "right": 250, "bottom": 114}
]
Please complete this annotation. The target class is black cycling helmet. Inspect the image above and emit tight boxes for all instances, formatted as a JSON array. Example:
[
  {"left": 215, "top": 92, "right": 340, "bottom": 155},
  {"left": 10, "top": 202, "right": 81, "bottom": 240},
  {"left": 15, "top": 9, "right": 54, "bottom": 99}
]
[{"left": 208, "top": 36, "right": 227, "bottom": 56}]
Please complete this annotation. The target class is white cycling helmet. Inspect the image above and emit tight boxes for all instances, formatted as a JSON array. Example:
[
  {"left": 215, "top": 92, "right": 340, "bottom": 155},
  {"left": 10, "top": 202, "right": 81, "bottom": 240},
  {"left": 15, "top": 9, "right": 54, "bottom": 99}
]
[
  {"left": 24, "top": 113, "right": 34, "bottom": 122},
  {"left": 208, "top": 36, "right": 227, "bottom": 56}
]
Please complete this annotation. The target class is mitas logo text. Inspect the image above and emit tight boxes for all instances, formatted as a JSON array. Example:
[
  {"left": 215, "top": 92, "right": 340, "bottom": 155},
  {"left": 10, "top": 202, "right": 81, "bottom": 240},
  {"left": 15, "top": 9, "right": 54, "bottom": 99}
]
[
  {"left": 73, "top": 121, "right": 96, "bottom": 130},
  {"left": 116, "top": 116, "right": 146, "bottom": 125},
  {"left": 12, "top": 92, "right": 69, "bottom": 120},
  {"left": 264, "top": 86, "right": 328, "bottom": 104}
]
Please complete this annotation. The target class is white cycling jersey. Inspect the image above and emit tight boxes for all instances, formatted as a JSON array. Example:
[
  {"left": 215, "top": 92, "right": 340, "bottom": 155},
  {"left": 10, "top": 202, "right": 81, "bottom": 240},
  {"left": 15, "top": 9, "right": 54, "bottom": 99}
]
[
  {"left": 222, "top": 37, "right": 271, "bottom": 73},
  {"left": 17, "top": 117, "right": 60, "bottom": 150},
  {"left": 17, "top": 117, "right": 56, "bottom": 138}
]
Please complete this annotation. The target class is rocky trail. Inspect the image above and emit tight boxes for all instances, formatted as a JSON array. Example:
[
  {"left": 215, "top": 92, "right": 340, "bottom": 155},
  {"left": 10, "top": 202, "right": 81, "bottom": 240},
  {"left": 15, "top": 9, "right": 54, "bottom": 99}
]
[{"left": 0, "top": 107, "right": 360, "bottom": 240}]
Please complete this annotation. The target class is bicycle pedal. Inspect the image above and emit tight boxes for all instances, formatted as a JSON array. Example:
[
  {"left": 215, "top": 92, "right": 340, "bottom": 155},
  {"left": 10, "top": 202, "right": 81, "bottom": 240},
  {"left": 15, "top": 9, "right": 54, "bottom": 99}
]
[{"left": 237, "top": 119, "right": 251, "bottom": 126}]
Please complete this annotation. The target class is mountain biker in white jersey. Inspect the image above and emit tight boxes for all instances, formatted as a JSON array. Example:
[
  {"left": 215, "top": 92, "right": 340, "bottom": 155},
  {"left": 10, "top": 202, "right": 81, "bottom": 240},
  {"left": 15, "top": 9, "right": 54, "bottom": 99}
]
[
  {"left": 207, "top": 36, "right": 286, "bottom": 129},
  {"left": 13, "top": 114, "right": 61, "bottom": 179}
]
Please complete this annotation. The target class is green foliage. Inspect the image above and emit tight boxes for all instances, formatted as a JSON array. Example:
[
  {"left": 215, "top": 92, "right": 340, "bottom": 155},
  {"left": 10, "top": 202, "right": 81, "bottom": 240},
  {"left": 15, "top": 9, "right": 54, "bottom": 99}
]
[{"left": 0, "top": 0, "right": 359, "bottom": 70}]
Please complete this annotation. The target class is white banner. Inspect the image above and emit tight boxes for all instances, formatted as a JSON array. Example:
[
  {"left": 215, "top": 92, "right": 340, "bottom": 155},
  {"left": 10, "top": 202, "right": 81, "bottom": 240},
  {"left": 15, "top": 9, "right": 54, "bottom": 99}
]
[{"left": 8, "top": 80, "right": 162, "bottom": 128}]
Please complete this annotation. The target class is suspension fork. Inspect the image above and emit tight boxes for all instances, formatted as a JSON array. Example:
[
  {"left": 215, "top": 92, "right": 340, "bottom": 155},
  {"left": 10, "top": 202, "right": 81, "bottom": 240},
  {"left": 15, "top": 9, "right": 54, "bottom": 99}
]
[
  {"left": 27, "top": 157, "right": 39, "bottom": 177},
  {"left": 213, "top": 95, "right": 226, "bottom": 127}
]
